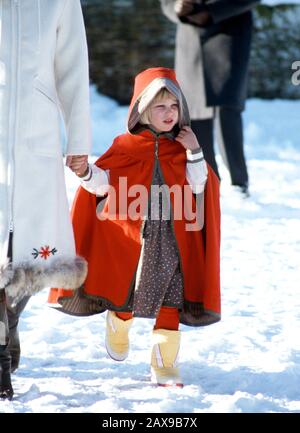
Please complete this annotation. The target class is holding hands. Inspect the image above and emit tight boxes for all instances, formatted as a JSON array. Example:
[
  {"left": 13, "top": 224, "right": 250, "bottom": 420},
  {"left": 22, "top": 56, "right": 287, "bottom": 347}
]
[
  {"left": 65, "top": 128, "right": 201, "bottom": 177},
  {"left": 176, "top": 126, "right": 201, "bottom": 151},
  {"left": 66, "top": 155, "right": 89, "bottom": 177}
]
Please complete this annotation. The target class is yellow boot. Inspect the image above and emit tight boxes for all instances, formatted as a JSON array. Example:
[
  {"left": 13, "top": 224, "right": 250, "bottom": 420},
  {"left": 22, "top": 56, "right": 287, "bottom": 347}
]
[
  {"left": 105, "top": 311, "right": 133, "bottom": 361},
  {"left": 151, "top": 329, "right": 183, "bottom": 387}
]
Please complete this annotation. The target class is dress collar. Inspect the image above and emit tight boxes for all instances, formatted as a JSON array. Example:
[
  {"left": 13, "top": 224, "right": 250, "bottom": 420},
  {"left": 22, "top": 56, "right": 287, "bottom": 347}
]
[{"left": 131, "top": 124, "right": 176, "bottom": 141}]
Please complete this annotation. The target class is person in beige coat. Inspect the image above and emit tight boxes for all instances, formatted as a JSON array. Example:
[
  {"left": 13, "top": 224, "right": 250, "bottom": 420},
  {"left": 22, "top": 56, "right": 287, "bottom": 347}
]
[
  {"left": 161, "top": 0, "right": 260, "bottom": 195},
  {"left": 0, "top": 0, "right": 91, "bottom": 399}
]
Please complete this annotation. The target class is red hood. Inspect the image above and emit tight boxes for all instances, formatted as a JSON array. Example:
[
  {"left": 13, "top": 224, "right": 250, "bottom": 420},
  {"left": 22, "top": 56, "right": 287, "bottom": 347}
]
[{"left": 127, "top": 67, "right": 190, "bottom": 132}]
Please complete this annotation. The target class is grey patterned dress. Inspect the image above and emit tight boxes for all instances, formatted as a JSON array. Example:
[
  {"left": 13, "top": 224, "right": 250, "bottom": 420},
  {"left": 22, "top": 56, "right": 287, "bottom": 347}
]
[{"left": 132, "top": 158, "right": 184, "bottom": 318}]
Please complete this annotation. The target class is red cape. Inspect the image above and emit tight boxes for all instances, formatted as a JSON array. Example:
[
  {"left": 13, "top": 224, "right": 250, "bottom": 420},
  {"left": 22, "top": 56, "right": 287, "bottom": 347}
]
[{"left": 49, "top": 129, "right": 221, "bottom": 325}]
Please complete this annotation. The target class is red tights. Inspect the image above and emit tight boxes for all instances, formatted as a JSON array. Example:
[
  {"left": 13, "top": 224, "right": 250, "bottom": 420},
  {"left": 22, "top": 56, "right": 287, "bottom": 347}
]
[{"left": 116, "top": 306, "right": 179, "bottom": 330}]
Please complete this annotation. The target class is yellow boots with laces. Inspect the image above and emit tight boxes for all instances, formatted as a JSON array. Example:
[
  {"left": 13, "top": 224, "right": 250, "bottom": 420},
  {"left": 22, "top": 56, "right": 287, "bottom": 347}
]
[{"left": 151, "top": 328, "right": 183, "bottom": 387}]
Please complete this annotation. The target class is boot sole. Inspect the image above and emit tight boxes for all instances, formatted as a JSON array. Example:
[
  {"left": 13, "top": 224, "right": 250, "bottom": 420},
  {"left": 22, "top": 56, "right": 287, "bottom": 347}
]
[
  {"left": 105, "top": 339, "right": 128, "bottom": 362},
  {"left": 150, "top": 368, "right": 184, "bottom": 388}
]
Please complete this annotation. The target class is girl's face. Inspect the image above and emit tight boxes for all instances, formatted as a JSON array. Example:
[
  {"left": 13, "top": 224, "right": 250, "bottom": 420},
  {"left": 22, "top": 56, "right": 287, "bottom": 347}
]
[{"left": 149, "top": 95, "right": 179, "bottom": 133}]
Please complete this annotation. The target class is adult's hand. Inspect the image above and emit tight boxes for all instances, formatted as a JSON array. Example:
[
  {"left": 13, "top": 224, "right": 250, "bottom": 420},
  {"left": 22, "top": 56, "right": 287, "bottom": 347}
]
[
  {"left": 66, "top": 155, "right": 88, "bottom": 177},
  {"left": 174, "top": 0, "right": 195, "bottom": 17}
]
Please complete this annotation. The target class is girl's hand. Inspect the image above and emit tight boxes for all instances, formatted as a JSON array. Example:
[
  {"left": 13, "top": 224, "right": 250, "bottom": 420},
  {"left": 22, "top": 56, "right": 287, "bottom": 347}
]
[
  {"left": 176, "top": 126, "right": 200, "bottom": 151},
  {"left": 66, "top": 155, "right": 88, "bottom": 176}
]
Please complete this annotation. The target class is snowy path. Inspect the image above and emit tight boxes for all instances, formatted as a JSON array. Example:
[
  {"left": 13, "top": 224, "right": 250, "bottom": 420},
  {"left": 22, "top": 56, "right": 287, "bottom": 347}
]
[{"left": 1, "top": 99, "right": 299, "bottom": 413}]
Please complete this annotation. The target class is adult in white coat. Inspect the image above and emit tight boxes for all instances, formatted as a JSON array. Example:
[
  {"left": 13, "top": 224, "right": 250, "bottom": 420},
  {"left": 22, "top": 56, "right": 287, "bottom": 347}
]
[{"left": 0, "top": 0, "right": 91, "bottom": 399}]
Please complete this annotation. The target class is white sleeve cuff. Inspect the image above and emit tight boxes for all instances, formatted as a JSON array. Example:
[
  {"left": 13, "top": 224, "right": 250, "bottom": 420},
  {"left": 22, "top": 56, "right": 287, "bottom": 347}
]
[
  {"left": 186, "top": 157, "right": 208, "bottom": 194},
  {"left": 186, "top": 148, "right": 204, "bottom": 162},
  {"left": 80, "top": 165, "right": 92, "bottom": 181},
  {"left": 80, "top": 164, "right": 110, "bottom": 196}
]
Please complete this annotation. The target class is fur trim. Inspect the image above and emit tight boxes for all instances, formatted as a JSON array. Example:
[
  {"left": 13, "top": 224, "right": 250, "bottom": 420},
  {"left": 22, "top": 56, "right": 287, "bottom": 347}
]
[
  {"left": 4, "top": 256, "right": 87, "bottom": 306},
  {"left": 0, "top": 259, "right": 14, "bottom": 290}
]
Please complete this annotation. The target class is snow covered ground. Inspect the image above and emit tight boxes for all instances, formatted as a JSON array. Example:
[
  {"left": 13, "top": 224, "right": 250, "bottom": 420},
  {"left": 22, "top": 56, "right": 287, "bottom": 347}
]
[{"left": 1, "top": 89, "right": 300, "bottom": 413}]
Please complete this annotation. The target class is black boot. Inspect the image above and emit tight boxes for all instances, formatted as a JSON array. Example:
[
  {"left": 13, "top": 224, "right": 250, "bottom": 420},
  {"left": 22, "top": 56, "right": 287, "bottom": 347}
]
[
  {"left": 8, "top": 325, "right": 20, "bottom": 373},
  {"left": 0, "top": 345, "right": 14, "bottom": 400},
  {"left": 6, "top": 295, "right": 30, "bottom": 374},
  {"left": 0, "top": 290, "right": 14, "bottom": 400}
]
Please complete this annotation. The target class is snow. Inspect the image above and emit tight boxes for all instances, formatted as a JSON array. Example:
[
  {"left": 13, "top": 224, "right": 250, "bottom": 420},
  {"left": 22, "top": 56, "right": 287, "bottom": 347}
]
[
  {"left": 1, "top": 88, "right": 300, "bottom": 413},
  {"left": 263, "top": 0, "right": 300, "bottom": 4}
]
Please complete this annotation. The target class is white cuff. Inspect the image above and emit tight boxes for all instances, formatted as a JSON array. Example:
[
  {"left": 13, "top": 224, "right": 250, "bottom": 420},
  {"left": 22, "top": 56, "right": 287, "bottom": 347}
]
[
  {"left": 80, "top": 165, "right": 92, "bottom": 181},
  {"left": 80, "top": 165, "right": 110, "bottom": 197},
  {"left": 186, "top": 148, "right": 204, "bottom": 162}
]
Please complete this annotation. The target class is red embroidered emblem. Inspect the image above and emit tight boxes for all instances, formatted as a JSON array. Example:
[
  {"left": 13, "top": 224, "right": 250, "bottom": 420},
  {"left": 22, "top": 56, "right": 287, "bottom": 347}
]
[{"left": 32, "top": 246, "right": 58, "bottom": 260}]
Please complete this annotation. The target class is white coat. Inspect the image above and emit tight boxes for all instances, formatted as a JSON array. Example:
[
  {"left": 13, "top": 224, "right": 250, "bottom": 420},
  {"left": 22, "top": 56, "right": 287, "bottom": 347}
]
[{"left": 0, "top": 0, "right": 90, "bottom": 299}]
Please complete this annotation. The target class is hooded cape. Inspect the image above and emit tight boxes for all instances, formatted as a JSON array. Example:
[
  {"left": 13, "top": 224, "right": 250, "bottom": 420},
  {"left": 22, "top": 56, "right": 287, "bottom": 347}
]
[{"left": 48, "top": 68, "right": 221, "bottom": 326}]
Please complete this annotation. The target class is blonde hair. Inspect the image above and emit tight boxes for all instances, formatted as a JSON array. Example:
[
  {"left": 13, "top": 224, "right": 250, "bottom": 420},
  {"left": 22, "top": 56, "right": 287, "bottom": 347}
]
[
  {"left": 127, "top": 77, "right": 190, "bottom": 132},
  {"left": 139, "top": 88, "right": 178, "bottom": 126}
]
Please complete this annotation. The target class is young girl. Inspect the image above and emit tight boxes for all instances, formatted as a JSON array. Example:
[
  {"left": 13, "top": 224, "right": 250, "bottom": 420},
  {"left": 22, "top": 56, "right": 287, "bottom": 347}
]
[{"left": 48, "top": 67, "right": 221, "bottom": 387}]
